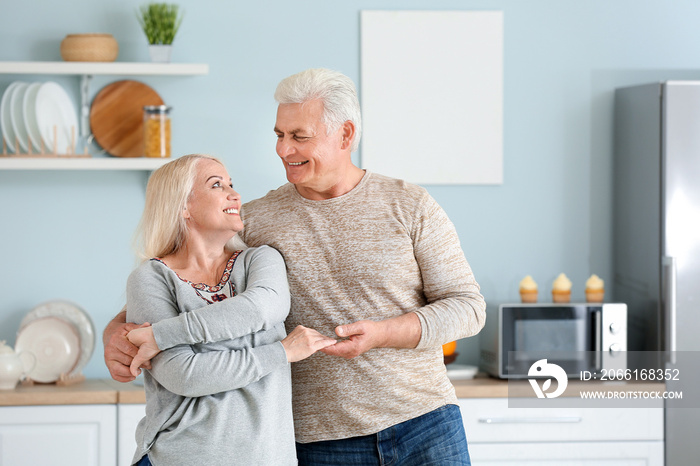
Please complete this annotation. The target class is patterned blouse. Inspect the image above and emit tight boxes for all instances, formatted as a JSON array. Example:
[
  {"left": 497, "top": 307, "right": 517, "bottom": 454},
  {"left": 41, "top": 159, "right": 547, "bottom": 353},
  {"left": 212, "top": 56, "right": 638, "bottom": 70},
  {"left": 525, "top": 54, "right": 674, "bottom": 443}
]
[{"left": 151, "top": 250, "right": 241, "bottom": 304}]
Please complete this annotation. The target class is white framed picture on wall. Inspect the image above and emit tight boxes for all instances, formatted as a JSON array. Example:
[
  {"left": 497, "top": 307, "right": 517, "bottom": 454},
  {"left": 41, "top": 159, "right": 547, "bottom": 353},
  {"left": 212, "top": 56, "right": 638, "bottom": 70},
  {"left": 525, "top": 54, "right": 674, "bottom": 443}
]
[{"left": 360, "top": 10, "right": 503, "bottom": 185}]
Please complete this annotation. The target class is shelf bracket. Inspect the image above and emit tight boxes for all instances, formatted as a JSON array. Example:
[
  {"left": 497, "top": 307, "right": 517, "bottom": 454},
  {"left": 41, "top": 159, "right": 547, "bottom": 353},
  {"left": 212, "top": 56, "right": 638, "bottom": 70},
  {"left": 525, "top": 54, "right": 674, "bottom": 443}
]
[{"left": 79, "top": 74, "right": 92, "bottom": 140}]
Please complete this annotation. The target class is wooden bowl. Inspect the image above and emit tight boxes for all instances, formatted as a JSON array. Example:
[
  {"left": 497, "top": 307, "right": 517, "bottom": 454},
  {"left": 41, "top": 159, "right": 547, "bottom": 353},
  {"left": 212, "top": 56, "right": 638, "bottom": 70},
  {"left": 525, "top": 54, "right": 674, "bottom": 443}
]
[{"left": 60, "top": 34, "right": 119, "bottom": 62}]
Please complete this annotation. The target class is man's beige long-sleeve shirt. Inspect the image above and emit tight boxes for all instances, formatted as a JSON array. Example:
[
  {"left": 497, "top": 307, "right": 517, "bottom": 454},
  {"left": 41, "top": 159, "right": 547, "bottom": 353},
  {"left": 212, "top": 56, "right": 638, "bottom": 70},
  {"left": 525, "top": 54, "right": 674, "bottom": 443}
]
[{"left": 241, "top": 171, "right": 486, "bottom": 443}]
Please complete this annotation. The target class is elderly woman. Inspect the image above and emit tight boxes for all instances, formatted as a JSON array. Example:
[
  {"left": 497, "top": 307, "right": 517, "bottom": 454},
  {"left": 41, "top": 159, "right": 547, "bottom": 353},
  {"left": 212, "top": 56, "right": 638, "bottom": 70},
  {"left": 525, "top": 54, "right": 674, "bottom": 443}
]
[{"left": 124, "top": 154, "right": 335, "bottom": 466}]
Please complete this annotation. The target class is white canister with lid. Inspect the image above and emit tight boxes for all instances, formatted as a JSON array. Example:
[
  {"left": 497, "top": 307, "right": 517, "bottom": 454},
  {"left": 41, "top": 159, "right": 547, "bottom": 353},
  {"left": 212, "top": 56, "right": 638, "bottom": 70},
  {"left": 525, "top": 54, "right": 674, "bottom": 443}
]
[{"left": 0, "top": 340, "right": 35, "bottom": 389}]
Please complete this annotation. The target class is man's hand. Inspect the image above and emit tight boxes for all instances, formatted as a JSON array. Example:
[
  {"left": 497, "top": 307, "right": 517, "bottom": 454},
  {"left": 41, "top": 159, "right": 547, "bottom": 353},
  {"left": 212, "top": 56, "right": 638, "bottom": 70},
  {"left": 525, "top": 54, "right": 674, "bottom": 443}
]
[
  {"left": 103, "top": 311, "right": 151, "bottom": 382},
  {"left": 127, "top": 324, "right": 160, "bottom": 377},
  {"left": 321, "top": 313, "right": 422, "bottom": 359}
]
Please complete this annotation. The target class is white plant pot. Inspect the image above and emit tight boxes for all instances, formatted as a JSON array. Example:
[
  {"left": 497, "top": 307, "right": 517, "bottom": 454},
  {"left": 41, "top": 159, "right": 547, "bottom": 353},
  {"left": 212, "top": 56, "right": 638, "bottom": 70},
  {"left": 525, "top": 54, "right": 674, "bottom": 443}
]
[{"left": 149, "top": 45, "right": 172, "bottom": 63}]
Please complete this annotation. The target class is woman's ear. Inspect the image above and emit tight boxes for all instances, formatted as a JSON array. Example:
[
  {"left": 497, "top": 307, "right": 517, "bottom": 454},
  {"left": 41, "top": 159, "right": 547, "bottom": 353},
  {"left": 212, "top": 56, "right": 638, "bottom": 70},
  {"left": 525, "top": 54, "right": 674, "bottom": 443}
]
[{"left": 181, "top": 205, "right": 191, "bottom": 220}]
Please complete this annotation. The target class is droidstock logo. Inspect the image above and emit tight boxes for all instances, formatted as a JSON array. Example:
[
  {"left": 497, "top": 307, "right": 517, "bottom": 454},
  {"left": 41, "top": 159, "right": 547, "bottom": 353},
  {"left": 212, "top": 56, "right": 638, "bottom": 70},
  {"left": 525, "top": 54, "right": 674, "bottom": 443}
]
[{"left": 528, "top": 359, "right": 568, "bottom": 398}]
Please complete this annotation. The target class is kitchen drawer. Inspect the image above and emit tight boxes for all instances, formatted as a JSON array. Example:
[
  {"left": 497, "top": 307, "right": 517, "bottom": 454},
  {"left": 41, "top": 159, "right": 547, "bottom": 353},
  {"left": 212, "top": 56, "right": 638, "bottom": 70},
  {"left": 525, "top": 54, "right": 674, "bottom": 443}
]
[
  {"left": 469, "top": 440, "right": 663, "bottom": 465},
  {"left": 459, "top": 398, "right": 663, "bottom": 443}
]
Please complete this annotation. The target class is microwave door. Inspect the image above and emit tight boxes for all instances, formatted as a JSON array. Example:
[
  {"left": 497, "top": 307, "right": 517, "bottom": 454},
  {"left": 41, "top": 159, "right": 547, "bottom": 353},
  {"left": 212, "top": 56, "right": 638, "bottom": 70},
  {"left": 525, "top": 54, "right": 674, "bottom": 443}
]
[{"left": 502, "top": 305, "right": 594, "bottom": 378}]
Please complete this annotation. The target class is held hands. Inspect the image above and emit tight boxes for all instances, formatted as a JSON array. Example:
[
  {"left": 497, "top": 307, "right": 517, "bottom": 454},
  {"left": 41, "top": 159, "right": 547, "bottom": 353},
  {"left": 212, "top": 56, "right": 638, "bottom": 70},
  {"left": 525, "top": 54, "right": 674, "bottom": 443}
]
[
  {"left": 281, "top": 325, "right": 337, "bottom": 363},
  {"left": 103, "top": 320, "right": 152, "bottom": 383},
  {"left": 320, "top": 320, "right": 385, "bottom": 359},
  {"left": 126, "top": 323, "right": 160, "bottom": 377}
]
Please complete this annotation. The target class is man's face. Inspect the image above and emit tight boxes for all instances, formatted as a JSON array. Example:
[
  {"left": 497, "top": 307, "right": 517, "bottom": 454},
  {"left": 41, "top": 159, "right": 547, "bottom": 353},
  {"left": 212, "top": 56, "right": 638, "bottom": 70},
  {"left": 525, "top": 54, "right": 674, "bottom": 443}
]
[{"left": 274, "top": 99, "right": 346, "bottom": 198}]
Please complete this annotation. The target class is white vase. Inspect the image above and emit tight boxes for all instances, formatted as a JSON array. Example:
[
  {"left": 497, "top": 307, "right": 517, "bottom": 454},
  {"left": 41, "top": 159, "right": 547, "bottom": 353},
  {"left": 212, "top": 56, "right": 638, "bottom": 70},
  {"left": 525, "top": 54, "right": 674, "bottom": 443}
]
[{"left": 148, "top": 45, "right": 172, "bottom": 63}]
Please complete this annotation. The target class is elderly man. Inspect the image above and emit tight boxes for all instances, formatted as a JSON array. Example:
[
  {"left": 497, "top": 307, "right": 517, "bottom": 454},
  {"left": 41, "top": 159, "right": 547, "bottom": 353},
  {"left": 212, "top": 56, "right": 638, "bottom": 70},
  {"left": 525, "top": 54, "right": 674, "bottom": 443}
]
[{"left": 104, "top": 68, "right": 486, "bottom": 465}]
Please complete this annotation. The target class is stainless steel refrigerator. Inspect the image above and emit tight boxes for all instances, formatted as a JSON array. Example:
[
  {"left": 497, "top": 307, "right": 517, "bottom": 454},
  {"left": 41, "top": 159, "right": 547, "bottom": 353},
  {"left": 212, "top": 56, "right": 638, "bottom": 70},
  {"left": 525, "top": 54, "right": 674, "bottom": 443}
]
[{"left": 614, "top": 81, "right": 700, "bottom": 466}]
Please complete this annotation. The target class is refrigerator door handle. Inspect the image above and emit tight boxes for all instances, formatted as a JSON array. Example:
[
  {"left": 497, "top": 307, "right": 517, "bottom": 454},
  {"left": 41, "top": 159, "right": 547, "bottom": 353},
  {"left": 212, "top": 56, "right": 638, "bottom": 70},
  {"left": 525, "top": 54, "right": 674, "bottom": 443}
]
[{"left": 662, "top": 256, "right": 677, "bottom": 364}]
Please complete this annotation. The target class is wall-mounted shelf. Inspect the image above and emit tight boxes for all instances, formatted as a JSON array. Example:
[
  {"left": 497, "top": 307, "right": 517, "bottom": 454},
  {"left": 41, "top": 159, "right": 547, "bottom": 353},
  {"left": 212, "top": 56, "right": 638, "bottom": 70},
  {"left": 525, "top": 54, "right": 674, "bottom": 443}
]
[
  {"left": 0, "top": 61, "right": 208, "bottom": 170},
  {"left": 0, "top": 157, "right": 170, "bottom": 171},
  {"left": 0, "top": 61, "right": 209, "bottom": 76}
]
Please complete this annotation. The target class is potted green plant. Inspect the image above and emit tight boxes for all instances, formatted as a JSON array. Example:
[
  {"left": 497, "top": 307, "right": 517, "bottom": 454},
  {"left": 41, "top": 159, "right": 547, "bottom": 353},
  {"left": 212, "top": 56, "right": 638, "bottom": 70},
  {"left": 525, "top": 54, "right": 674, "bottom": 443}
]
[{"left": 137, "top": 2, "right": 183, "bottom": 62}]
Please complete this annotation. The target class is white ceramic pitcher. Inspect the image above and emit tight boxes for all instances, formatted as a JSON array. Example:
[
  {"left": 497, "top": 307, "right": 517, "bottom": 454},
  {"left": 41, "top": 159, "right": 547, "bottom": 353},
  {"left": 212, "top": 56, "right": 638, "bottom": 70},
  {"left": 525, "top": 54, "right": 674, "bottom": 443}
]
[{"left": 0, "top": 340, "right": 35, "bottom": 390}]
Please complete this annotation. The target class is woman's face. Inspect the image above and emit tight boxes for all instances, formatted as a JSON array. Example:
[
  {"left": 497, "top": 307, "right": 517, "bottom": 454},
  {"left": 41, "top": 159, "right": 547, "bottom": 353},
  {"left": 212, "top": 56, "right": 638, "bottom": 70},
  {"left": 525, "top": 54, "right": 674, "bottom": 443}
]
[{"left": 183, "top": 158, "right": 243, "bottom": 237}]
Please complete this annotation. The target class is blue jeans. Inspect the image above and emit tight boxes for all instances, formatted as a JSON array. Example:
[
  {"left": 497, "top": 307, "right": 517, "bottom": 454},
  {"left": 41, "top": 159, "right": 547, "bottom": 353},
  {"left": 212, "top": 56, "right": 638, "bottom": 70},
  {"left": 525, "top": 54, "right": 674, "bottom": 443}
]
[
  {"left": 296, "top": 404, "right": 471, "bottom": 465},
  {"left": 134, "top": 455, "right": 151, "bottom": 466}
]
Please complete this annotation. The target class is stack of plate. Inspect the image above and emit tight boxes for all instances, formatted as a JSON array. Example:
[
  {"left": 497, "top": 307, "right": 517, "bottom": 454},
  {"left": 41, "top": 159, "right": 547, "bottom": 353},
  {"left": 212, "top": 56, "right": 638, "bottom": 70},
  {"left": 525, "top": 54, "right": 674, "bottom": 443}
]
[
  {"left": 15, "top": 300, "right": 95, "bottom": 383},
  {"left": 0, "top": 81, "right": 78, "bottom": 155},
  {"left": 446, "top": 364, "right": 479, "bottom": 380}
]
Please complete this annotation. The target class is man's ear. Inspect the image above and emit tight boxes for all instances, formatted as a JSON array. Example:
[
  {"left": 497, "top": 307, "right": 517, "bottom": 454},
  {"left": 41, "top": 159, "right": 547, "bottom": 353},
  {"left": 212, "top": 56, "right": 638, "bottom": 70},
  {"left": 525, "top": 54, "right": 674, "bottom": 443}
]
[{"left": 340, "top": 120, "right": 356, "bottom": 151}]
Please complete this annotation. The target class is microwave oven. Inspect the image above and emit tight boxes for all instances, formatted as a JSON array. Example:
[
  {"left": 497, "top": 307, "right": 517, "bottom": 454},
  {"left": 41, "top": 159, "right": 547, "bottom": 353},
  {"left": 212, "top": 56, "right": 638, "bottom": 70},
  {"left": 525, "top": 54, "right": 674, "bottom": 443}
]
[{"left": 480, "top": 303, "right": 627, "bottom": 379}]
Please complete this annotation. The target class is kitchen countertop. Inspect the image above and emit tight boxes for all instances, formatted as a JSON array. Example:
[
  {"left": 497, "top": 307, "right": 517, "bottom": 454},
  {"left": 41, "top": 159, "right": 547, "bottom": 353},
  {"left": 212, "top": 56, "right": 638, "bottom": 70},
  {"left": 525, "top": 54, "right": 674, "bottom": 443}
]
[
  {"left": 0, "top": 375, "right": 666, "bottom": 406},
  {"left": 0, "top": 379, "right": 119, "bottom": 406},
  {"left": 450, "top": 375, "right": 665, "bottom": 398}
]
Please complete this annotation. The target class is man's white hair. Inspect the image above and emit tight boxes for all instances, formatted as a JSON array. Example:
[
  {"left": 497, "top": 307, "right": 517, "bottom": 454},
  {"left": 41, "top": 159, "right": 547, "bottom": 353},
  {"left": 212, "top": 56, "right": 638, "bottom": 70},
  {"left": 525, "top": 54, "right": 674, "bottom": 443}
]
[{"left": 274, "top": 68, "right": 362, "bottom": 152}]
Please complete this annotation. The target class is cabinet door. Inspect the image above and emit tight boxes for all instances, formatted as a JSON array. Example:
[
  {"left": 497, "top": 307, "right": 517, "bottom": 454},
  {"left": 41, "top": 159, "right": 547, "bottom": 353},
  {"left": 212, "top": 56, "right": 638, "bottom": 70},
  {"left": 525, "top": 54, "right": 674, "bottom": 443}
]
[
  {"left": 118, "top": 404, "right": 146, "bottom": 466},
  {"left": 0, "top": 404, "right": 116, "bottom": 466},
  {"left": 469, "top": 441, "right": 664, "bottom": 465}
]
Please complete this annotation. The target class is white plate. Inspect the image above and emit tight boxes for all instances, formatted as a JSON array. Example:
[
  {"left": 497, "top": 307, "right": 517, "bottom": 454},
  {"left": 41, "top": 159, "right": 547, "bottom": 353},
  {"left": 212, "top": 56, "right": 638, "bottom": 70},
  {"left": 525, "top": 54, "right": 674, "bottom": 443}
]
[
  {"left": 10, "top": 82, "right": 30, "bottom": 152},
  {"left": 20, "top": 300, "right": 95, "bottom": 377},
  {"left": 0, "top": 81, "right": 21, "bottom": 152},
  {"left": 15, "top": 317, "right": 80, "bottom": 383},
  {"left": 446, "top": 364, "right": 479, "bottom": 380},
  {"left": 35, "top": 82, "right": 78, "bottom": 155},
  {"left": 22, "top": 83, "right": 43, "bottom": 151}
]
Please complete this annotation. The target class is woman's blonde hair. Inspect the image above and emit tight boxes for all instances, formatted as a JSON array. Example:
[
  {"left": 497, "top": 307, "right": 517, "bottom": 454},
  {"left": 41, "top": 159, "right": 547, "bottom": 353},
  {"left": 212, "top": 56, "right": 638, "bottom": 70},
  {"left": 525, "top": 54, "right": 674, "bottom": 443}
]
[{"left": 134, "top": 154, "right": 222, "bottom": 261}]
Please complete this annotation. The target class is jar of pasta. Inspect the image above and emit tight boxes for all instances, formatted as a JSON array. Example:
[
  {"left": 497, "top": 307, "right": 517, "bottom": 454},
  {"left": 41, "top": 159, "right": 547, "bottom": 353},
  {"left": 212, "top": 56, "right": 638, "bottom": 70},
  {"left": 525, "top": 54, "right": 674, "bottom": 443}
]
[{"left": 143, "top": 105, "right": 172, "bottom": 158}]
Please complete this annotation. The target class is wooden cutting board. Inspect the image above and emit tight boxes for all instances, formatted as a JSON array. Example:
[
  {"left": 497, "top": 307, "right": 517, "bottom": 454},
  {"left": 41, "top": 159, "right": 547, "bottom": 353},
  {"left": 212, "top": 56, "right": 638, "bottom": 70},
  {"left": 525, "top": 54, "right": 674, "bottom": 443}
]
[{"left": 90, "top": 80, "right": 164, "bottom": 157}]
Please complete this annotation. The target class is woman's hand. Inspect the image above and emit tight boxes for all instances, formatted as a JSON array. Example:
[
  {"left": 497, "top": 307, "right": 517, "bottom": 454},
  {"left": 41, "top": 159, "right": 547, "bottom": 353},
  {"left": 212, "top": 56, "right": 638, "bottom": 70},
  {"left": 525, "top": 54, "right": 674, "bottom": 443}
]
[
  {"left": 281, "top": 325, "right": 336, "bottom": 363},
  {"left": 126, "top": 323, "right": 160, "bottom": 377},
  {"left": 103, "top": 315, "right": 148, "bottom": 382}
]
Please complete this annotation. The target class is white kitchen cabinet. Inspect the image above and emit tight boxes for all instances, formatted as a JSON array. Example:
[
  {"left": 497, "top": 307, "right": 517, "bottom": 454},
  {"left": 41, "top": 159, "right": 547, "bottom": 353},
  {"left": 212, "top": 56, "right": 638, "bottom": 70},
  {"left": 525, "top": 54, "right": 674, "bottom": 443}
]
[
  {"left": 459, "top": 398, "right": 664, "bottom": 465},
  {"left": 0, "top": 404, "right": 116, "bottom": 466},
  {"left": 0, "top": 61, "right": 208, "bottom": 171},
  {"left": 117, "top": 404, "right": 146, "bottom": 466}
]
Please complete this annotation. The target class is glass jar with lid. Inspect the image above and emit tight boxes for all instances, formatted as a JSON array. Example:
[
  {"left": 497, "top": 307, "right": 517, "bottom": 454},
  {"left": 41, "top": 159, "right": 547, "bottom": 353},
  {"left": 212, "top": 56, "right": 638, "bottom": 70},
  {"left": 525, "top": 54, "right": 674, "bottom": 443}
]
[{"left": 143, "top": 105, "right": 172, "bottom": 158}]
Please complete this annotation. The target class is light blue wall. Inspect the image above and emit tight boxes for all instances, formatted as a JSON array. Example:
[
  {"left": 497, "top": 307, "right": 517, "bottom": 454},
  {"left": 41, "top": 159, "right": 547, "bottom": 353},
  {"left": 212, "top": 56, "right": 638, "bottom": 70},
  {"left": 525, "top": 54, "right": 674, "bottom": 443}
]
[{"left": 2, "top": 0, "right": 700, "bottom": 378}]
